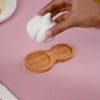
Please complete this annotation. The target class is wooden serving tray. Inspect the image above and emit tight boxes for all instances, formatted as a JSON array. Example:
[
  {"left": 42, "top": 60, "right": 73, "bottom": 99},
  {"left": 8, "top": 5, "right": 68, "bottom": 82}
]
[{"left": 25, "top": 43, "right": 75, "bottom": 73}]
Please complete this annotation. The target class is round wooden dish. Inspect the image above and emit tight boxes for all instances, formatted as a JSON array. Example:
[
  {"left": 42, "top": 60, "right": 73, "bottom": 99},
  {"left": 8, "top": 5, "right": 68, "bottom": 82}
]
[{"left": 25, "top": 43, "right": 75, "bottom": 73}]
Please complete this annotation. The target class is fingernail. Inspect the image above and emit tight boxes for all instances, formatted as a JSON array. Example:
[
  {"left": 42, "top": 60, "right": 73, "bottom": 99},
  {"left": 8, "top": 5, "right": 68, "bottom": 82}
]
[
  {"left": 46, "top": 30, "right": 52, "bottom": 37},
  {"left": 38, "top": 10, "right": 45, "bottom": 15}
]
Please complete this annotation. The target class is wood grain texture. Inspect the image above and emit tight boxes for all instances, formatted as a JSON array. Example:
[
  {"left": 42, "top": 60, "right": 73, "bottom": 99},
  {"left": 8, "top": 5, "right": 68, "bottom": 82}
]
[{"left": 25, "top": 43, "right": 75, "bottom": 73}]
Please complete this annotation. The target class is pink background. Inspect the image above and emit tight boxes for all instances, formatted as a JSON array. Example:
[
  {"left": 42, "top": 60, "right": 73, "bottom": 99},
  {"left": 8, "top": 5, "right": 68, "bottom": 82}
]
[{"left": 0, "top": 0, "right": 100, "bottom": 100}]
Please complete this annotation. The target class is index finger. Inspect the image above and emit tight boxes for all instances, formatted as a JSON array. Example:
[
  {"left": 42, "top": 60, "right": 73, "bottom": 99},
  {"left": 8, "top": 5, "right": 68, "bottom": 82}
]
[{"left": 38, "top": 0, "right": 56, "bottom": 15}]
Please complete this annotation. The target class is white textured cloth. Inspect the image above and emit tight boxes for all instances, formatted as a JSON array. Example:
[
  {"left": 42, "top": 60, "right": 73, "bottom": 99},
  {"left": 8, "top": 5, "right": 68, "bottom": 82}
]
[
  {"left": 27, "top": 13, "right": 56, "bottom": 43},
  {"left": 0, "top": 84, "right": 18, "bottom": 100}
]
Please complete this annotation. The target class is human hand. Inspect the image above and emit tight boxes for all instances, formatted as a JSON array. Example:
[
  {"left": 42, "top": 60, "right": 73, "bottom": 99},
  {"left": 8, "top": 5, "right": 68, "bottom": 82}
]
[{"left": 39, "top": 0, "right": 100, "bottom": 37}]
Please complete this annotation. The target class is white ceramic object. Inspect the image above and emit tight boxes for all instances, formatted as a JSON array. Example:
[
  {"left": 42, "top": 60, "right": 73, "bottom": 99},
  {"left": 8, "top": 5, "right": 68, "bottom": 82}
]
[
  {"left": 27, "top": 13, "right": 56, "bottom": 43},
  {"left": 0, "top": 84, "right": 18, "bottom": 100},
  {"left": 0, "top": 0, "right": 17, "bottom": 23}
]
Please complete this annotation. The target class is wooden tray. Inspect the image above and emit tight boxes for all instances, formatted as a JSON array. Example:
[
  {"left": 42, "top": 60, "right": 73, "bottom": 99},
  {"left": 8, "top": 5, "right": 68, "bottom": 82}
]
[{"left": 25, "top": 43, "right": 75, "bottom": 73}]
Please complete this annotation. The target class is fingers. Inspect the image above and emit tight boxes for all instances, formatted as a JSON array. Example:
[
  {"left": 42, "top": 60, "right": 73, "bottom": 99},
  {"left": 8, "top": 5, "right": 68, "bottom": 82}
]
[
  {"left": 55, "top": 13, "right": 70, "bottom": 23},
  {"left": 51, "top": 7, "right": 69, "bottom": 17},
  {"left": 38, "top": 0, "right": 56, "bottom": 15},
  {"left": 38, "top": 0, "right": 69, "bottom": 16},
  {"left": 51, "top": 8, "right": 61, "bottom": 17},
  {"left": 46, "top": 15, "right": 75, "bottom": 37},
  {"left": 52, "top": 4, "right": 72, "bottom": 17}
]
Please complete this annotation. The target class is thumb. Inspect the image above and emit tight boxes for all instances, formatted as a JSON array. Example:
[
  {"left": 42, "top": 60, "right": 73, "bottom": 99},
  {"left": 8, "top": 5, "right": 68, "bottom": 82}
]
[{"left": 46, "top": 16, "right": 75, "bottom": 37}]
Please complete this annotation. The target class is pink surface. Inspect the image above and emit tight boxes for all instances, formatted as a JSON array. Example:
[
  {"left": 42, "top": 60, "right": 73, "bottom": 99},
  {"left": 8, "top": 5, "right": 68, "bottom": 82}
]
[{"left": 0, "top": 0, "right": 100, "bottom": 100}]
